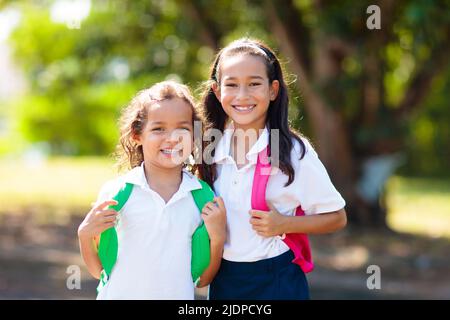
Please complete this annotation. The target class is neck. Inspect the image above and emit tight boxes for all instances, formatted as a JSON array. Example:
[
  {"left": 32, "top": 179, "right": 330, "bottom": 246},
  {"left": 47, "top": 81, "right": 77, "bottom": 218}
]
[
  {"left": 142, "top": 161, "right": 183, "bottom": 189},
  {"left": 231, "top": 121, "right": 266, "bottom": 167},
  {"left": 232, "top": 118, "right": 266, "bottom": 134}
]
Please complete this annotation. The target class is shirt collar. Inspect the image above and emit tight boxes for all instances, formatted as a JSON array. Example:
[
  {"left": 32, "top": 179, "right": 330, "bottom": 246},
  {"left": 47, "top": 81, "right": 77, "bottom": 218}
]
[
  {"left": 122, "top": 162, "right": 202, "bottom": 193},
  {"left": 213, "top": 127, "right": 233, "bottom": 164},
  {"left": 213, "top": 123, "right": 269, "bottom": 164}
]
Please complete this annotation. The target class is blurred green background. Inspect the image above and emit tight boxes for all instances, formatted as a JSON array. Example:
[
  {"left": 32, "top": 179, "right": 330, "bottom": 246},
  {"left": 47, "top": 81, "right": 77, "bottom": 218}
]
[{"left": 0, "top": 0, "right": 449, "bottom": 299}]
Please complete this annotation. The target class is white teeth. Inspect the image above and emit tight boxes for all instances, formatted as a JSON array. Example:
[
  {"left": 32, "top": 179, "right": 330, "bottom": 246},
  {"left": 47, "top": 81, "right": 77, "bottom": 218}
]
[
  {"left": 233, "top": 105, "right": 255, "bottom": 111},
  {"left": 161, "top": 149, "right": 181, "bottom": 154}
]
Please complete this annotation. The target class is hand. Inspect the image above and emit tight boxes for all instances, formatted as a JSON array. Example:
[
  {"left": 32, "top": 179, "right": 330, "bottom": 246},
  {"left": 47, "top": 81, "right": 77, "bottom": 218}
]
[
  {"left": 78, "top": 200, "right": 119, "bottom": 240},
  {"left": 249, "top": 201, "right": 286, "bottom": 237},
  {"left": 201, "top": 197, "right": 227, "bottom": 244}
]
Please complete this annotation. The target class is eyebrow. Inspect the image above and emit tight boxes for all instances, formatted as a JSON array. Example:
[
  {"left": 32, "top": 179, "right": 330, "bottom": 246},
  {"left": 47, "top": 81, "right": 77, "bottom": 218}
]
[{"left": 223, "top": 76, "right": 265, "bottom": 81}]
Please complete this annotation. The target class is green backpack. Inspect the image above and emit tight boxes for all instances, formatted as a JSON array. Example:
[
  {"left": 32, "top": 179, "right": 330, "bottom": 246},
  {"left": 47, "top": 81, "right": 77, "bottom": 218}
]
[{"left": 97, "top": 179, "right": 214, "bottom": 293}]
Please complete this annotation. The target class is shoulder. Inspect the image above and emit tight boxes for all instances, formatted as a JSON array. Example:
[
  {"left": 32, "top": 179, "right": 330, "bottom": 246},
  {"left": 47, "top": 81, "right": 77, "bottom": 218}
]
[
  {"left": 290, "top": 136, "right": 317, "bottom": 162},
  {"left": 96, "top": 172, "right": 132, "bottom": 201},
  {"left": 182, "top": 169, "right": 208, "bottom": 191},
  {"left": 287, "top": 136, "right": 331, "bottom": 180}
]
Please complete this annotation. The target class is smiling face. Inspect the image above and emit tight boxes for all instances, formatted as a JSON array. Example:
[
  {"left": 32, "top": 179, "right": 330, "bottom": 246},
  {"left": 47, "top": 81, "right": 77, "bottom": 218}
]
[
  {"left": 214, "top": 54, "right": 279, "bottom": 131},
  {"left": 135, "top": 97, "right": 194, "bottom": 169}
]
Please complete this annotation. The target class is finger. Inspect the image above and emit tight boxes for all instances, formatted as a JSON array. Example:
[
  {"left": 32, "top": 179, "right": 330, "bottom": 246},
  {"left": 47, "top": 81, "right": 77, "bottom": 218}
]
[
  {"left": 103, "top": 222, "right": 116, "bottom": 230},
  {"left": 202, "top": 202, "right": 215, "bottom": 212},
  {"left": 94, "top": 209, "right": 115, "bottom": 217},
  {"left": 207, "top": 204, "right": 224, "bottom": 215},
  {"left": 93, "top": 200, "right": 118, "bottom": 212},
  {"left": 266, "top": 200, "right": 279, "bottom": 213},
  {"left": 93, "top": 200, "right": 118, "bottom": 211},
  {"left": 101, "top": 209, "right": 119, "bottom": 217},
  {"left": 202, "top": 207, "right": 213, "bottom": 215},
  {"left": 103, "top": 215, "right": 117, "bottom": 223},
  {"left": 202, "top": 205, "right": 214, "bottom": 214},
  {"left": 249, "top": 210, "right": 266, "bottom": 218},
  {"left": 214, "top": 197, "right": 225, "bottom": 209},
  {"left": 250, "top": 219, "right": 262, "bottom": 227}
]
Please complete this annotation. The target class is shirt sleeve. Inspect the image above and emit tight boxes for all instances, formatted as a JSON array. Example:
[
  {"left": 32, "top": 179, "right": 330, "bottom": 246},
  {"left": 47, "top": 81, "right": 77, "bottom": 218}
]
[
  {"left": 93, "top": 179, "right": 120, "bottom": 207},
  {"left": 292, "top": 139, "right": 346, "bottom": 215}
]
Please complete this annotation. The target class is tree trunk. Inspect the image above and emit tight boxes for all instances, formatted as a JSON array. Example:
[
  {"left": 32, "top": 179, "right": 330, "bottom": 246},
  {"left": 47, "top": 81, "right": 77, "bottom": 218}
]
[
  {"left": 267, "top": 0, "right": 393, "bottom": 229},
  {"left": 192, "top": 0, "right": 449, "bottom": 229}
]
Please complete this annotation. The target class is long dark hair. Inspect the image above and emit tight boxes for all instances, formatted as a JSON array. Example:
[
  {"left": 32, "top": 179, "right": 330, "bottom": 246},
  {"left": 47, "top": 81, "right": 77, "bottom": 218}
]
[{"left": 198, "top": 38, "right": 306, "bottom": 187}]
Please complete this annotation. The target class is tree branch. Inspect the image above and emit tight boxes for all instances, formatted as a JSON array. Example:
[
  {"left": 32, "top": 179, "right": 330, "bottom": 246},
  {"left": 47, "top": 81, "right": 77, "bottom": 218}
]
[
  {"left": 178, "top": 0, "right": 221, "bottom": 50},
  {"left": 265, "top": 0, "right": 312, "bottom": 77},
  {"left": 395, "top": 27, "right": 450, "bottom": 119},
  {"left": 266, "top": 0, "right": 355, "bottom": 190},
  {"left": 355, "top": 0, "right": 403, "bottom": 127}
]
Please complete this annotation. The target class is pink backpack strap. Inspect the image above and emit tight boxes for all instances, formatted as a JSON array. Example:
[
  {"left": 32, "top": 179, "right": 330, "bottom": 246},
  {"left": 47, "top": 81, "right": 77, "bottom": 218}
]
[
  {"left": 251, "top": 147, "right": 271, "bottom": 211},
  {"left": 251, "top": 146, "right": 314, "bottom": 273}
]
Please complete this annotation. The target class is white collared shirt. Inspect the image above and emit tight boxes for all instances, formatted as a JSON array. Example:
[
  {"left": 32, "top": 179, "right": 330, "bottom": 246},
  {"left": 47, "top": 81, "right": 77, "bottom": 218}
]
[
  {"left": 213, "top": 125, "right": 346, "bottom": 262},
  {"left": 95, "top": 163, "right": 203, "bottom": 300}
]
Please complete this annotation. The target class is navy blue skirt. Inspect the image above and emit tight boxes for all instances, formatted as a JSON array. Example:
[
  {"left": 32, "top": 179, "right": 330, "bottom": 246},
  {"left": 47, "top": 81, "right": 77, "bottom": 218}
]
[{"left": 209, "top": 250, "right": 310, "bottom": 300}]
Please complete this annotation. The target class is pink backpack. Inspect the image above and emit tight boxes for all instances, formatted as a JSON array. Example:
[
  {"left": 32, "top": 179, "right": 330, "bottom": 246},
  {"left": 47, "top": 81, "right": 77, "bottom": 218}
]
[{"left": 251, "top": 147, "right": 314, "bottom": 273}]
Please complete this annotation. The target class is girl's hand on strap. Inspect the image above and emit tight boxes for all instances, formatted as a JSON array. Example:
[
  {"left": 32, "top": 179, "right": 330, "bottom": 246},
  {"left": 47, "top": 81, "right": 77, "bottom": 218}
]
[
  {"left": 78, "top": 200, "right": 119, "bottom": 240},
  {"left": 249, "top": 201, "right": 287, "bottom": 237},
  {"left": 201, "top": 196, "right": 227, "bottom": 244}
]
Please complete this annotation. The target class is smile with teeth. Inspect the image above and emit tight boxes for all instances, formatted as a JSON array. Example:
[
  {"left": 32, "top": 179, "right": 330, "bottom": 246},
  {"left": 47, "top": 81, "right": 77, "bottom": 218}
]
[
  {"left": 232, "top": 104, "right": 256, "bottom": 112},
  {"left": 161, "top": 148, "right": 182, "bottom": 155}
]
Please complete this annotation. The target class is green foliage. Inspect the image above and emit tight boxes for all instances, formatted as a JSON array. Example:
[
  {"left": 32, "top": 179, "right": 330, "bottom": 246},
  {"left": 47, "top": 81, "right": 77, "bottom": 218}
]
[
  {"left": 400, "top": 64, "right": 450, "bottom": 177},
  {"left": 2, "top": 0, "right": 449, "bottom": 177},
  {"left": 6, "top": 1, "right": 210, "bottom": 155}
]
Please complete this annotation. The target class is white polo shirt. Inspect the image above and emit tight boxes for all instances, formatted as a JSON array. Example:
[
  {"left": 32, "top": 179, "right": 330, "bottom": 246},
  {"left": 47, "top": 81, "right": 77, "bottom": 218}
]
[
  {"left": 213, "top": 126, "right": 346, "bottom": 262},
  {"left": 95, "top": 163, "right": 203, "bottom": 300}
]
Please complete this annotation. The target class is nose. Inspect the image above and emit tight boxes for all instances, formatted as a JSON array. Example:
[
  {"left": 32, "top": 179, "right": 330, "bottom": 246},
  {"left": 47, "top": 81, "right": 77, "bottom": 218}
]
[
  {"left": 236, "top": 85, "right": 250, "bottom": 101},
  {"left": 165, "top": 129, "right": 183, "bottom": 144}
]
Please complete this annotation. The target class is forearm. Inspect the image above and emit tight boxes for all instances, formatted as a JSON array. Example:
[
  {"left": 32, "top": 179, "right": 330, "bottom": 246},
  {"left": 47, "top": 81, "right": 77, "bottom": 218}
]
[
  {"left": 196, "top": 239, "right": 224, "bottom": 288},
  {"left": 78, "top": 235, "right": 103, "bottom": 279},
  {"left": 281, "top": 209, "right": 347, "bottom": 235}
]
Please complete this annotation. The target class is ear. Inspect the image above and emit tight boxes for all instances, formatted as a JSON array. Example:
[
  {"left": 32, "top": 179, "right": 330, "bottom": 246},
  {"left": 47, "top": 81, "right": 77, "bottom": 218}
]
[
  {"left": 270, "top": 80, "right": 280, "bottom": 101},
  {"left": 132, "top": 132, "right": 142, "bottom": 146},
  {"left": 212, "top": 82, "right": 221, "bottom": 101}
]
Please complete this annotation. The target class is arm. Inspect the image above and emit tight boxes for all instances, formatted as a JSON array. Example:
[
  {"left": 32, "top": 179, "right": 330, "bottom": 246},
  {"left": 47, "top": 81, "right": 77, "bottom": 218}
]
[
  {"left": 77, "top": 200, "right": 118, "bottom": 279},
  {"left": 250, "top": 205, "right": 347, "bottom": 237},
  {"left": 280, "top": 208, "right": 347, "bottom": 234},
  {"left": 196, "top": 238, "right": 225, "bottom": 288},
  {"left": 78, "top": 234, "right": 102, "bottom": 279},
  {"left": 196, "top": 197, "right": 227, "bottom": 288}
]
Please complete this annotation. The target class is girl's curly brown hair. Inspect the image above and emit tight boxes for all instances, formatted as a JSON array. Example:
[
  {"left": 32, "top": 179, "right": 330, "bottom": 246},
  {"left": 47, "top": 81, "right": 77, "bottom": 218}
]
[{"left": 114, "top": 81, "right": 201, "bottom": 173}]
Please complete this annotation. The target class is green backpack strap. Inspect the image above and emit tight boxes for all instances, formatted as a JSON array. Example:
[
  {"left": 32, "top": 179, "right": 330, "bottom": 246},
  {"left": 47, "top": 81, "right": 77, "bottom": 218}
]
[
  {"left": 97, "top": 182, "right": 133, "bottom": 291},
  {"left": 190, "top": 179, "right": 215, "bottom": 283},
  {"left": 96, "top": 179, "right": 214, "bottom": 293}
]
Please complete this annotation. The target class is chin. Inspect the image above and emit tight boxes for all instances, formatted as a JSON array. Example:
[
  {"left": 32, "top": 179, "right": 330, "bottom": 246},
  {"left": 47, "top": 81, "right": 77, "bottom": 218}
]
[
  {"left": 233, "top": 119, "right": 263, "bottom": 129},
  {"left": 157, "top": 164, "right": 184, "bottom": 170}
]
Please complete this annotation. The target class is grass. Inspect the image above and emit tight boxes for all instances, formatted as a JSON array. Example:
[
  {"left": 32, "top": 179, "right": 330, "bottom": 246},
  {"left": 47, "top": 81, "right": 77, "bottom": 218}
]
[
  {"left": 1, "top": 157, "right": 449, "bottom": 238},
  {"left": 0, "top": 157, "right": 118, "bottom": 223},
  {"left": 386, "top": 176, "right": 450, "bottom": 238}
]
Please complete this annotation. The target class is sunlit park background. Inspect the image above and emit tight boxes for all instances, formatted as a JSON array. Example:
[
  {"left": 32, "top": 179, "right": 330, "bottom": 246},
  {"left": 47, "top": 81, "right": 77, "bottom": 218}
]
[{"left": 0, "top": 0, "right": 449, "bottom": 299}]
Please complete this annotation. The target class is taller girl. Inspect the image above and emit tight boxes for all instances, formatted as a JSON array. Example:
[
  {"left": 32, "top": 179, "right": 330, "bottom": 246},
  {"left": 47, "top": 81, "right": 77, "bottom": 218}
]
[{"left": 199, "top": 38, "right": 347, "bottom": 300}]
